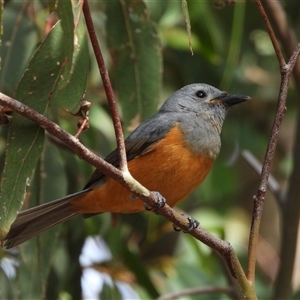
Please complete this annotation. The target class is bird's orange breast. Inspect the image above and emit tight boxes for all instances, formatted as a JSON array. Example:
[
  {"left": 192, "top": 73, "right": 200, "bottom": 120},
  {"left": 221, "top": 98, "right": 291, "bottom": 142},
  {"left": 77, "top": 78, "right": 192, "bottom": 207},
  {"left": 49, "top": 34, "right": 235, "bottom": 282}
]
[{"left": 70, "top": 125, "right": 214, "bottom": 214}]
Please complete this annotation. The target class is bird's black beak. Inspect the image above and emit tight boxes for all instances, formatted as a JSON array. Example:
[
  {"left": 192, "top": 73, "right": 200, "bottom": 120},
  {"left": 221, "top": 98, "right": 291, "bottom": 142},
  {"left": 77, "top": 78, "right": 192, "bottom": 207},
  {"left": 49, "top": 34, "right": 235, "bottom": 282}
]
[{"left": 219, "top": 93, "right": 251, "bottom": 106}]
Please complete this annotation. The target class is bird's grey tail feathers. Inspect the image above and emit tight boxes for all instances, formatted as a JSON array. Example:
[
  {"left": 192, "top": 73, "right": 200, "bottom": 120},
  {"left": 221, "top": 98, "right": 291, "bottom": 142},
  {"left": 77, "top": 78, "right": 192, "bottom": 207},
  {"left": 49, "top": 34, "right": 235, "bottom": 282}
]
[{"left": 4, "top": 190, "right": 90, "bottom": 249}]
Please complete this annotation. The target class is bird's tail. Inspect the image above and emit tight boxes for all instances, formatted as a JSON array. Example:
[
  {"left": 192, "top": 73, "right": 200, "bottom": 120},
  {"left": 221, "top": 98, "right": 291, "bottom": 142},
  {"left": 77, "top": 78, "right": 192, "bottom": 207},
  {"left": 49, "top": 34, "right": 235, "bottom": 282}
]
[{"left": 4, "top": 190, "right": 90, "bottom": 249}]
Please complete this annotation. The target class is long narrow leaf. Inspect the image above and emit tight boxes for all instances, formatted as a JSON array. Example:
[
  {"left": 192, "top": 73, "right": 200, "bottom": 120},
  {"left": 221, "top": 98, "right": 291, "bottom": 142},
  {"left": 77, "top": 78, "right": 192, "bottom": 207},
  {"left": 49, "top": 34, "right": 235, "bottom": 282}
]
[
  {"left": 0, "top": 12, "right": 88, "bottom": 238},
  {"left": 106, "top": 0, "right": 162, "bottom": 131}
]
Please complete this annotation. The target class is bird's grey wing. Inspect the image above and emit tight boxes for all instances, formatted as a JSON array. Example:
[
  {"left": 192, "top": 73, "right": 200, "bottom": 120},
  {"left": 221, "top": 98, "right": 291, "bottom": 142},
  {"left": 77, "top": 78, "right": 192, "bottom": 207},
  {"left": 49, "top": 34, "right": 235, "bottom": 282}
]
[{"left": 84, "top": 112, "right": 176, "bottom": 189}]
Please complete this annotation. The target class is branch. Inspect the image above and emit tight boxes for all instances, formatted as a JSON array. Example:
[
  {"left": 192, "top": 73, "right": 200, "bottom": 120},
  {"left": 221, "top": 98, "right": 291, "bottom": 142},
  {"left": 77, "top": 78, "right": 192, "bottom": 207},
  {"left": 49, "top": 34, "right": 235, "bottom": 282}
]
[
  {"left": 247, "top": 43, "right": 300, "bottom": 284},
  {"left": 0, "top": 92, "right": 256, "bottom": 298},
  {"left": 82, "top": 0, "right": 128, "bottom": 172},
  {"left": 247, "top": 0, "right": 300, "bottom": 286},
  {"left": 260, "top": 1, "right": 300, "bottom": 298}
]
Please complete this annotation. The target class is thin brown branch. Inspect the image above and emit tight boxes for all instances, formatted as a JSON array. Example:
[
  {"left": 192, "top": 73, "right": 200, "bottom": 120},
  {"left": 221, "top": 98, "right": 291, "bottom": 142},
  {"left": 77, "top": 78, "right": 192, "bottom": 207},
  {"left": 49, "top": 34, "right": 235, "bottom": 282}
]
[
  {"left": 157, "top": 286, "right": 232, "bottom": 300},
  {"left": 247, "top": 2, "right": 300, "bottom": 296},
  {"left": 247, "top": 0, "right": 298, "bottom": 285},
  {"left": 246, "top": 43, "right": 300, "bottom": 284},
  {"left": 261, "top": 2, "right": 300, "bottom": 299},
  {"left": 0, "top": 92, "right": 256, "bottom": 298},
  {"left": 82, "top": 0, "right": 128, "bottom": 172}
]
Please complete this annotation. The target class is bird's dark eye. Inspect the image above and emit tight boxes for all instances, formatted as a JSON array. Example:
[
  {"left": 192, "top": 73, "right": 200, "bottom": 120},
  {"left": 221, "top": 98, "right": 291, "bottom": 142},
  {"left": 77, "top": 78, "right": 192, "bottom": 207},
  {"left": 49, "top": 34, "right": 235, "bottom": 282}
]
[{"left": 196, "top": 90, "right": 207, "bottom": 98}]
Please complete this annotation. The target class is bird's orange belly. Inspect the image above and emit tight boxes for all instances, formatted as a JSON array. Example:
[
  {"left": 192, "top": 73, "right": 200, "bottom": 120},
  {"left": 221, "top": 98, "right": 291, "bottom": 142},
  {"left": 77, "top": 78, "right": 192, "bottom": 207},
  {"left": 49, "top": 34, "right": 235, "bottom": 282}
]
[{"left": 70, "top": 126, "right": 214, "bottom": 213}]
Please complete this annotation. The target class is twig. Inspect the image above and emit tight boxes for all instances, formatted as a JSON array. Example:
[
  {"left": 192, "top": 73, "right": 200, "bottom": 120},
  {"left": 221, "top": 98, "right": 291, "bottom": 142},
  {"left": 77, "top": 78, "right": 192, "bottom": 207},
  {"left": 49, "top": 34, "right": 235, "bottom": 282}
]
[
  {"left": 247, "top": 0, "right": 289, "bottom": 284},
  {"left": 82, "top": 0, "right": 128, "bottom": 172},
  {"left": 248, "top": 0, "right": 300, "bottom": 290},
  {"left": 157, "top": 286, "right": 232, "bottom": 300},
  {"left": 261, "top": 1, "right": 300, "bottom": 299},
  {"left": 74, "top": 118, "right": 88, "bottom": 138},
  {"left": 0, "top": 92, "right": 256, "bottom": 298}
]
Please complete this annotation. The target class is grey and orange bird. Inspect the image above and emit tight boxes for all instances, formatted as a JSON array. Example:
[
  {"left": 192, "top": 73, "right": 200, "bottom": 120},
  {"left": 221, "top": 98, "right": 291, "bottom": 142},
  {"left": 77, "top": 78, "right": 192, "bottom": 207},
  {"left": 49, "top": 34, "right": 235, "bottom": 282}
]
[{"left": 4, "top": 83, "right": 250, "bottom": 248}]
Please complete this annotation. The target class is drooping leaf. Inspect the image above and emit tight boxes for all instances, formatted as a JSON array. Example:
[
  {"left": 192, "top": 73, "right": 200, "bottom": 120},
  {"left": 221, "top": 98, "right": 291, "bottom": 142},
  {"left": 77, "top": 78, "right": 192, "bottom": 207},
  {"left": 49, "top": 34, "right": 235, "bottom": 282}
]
[
  {"left": 53, "top": 1, "right": 89, "bottom": 110},
  {"left": 0, "top": 7, "right": 88, "bottom": 238},
  {"left": 56, "top": 0, "right": 74, "bottom": 86},
  {"left": 106, "top": 0, "right": 162, "bottom": 132}
]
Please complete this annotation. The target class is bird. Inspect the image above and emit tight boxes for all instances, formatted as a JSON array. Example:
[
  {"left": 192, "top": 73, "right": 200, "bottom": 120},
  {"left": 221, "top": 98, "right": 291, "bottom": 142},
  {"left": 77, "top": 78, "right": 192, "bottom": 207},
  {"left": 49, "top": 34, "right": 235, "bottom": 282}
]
[{"left": 4, "top": 83, "right": 250, "bottom": 248}]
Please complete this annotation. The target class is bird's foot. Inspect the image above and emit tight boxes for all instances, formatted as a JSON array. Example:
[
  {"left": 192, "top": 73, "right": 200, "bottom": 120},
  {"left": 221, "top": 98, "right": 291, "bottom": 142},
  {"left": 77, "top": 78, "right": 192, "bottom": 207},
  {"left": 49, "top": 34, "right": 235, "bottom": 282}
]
[
  {"left": 173, "top": 214, "right": 199, "bottom": 233},
  {"left": 144, "top": 191, "right": 166, "bottom": 213}
]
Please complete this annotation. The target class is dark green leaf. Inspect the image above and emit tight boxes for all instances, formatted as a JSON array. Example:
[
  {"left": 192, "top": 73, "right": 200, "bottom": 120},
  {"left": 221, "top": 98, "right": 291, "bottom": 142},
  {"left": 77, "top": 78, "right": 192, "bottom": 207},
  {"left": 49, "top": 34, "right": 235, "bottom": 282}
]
[
  {"left": 56, "top": 0, "right": 74, "bottom": 86},
  {"left": 121, "top": 245, "right": 160, "bottom": 298},
  {"left": 106, "top": 0, "right": 162, "bottom": 131},
  {"left": 100, "top": 282, "right": 122, "bottom": 300},
  {"left": 0, "top": 2, "right": 37, "bottom": 94}
]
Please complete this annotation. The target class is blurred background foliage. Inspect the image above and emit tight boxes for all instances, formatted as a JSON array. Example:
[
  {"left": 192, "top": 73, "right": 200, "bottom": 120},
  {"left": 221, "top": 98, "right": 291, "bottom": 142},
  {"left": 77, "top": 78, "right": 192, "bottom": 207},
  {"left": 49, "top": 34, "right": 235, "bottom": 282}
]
[{"left": 0, "top": 0, "right": 299, "bottom": 299}]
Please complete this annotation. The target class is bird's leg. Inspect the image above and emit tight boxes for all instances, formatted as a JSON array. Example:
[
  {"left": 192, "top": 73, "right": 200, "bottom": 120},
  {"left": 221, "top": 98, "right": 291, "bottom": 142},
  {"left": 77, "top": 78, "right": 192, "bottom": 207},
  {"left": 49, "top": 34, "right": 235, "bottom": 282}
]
[{"left": 144, "top": 191, "right": 166, "bottom": 213}]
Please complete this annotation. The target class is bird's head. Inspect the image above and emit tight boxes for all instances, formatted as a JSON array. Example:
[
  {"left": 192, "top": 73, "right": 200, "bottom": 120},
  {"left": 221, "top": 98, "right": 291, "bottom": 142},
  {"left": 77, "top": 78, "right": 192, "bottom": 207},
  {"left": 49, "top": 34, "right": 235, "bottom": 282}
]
[{"left": 161, "top": 83, "right": 250, "bottom": 117}]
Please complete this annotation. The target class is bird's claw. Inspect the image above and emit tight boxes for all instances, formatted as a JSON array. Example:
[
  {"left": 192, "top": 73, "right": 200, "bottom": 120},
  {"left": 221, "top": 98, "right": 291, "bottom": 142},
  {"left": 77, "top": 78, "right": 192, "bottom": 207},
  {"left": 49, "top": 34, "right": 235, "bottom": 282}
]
[
  {"left": 173, "top": 214, "right": 199, "bottom": 233},
  {"left": 144, "top": 191, "right": 166, "bottom": 213}
]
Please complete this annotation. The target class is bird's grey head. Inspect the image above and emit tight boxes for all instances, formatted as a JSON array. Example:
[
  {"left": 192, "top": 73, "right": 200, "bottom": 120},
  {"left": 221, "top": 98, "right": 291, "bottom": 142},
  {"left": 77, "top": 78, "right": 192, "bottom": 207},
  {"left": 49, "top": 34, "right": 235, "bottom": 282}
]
[{"left": 160, "top": 83, "right": 250, "bottom": 134}]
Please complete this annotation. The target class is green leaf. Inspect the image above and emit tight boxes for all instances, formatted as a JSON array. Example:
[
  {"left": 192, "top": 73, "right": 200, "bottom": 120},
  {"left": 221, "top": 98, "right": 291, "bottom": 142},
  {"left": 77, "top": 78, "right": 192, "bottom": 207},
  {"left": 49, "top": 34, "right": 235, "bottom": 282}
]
[
  {"left": 56, "top": 0, "right": 74, "bottom": 86},
  {"left": 0, "top": 2, "right": 37, "bottom": 94},
  {"left": 121, "top": 245, "right": 160, "bottom": 298},
  {"left": 0, "top": 13, "right": 88, "bottom": 238},
  {"left": 0, "top": 120, "right": 44, "bottom": 239},
  {"left": 53, "top": 1, "right": 89, "bottom": 110},
  {"left": 106, "top": 0, "right": 162, "bottom": 132},
  {"left": 161, "top": 27, "right": 201, "bottom": 53},
  {"left": 188, "top": 0, "right": 224, "bottom": 59},
  {"left": 100, "top": 282, "right": 122, "bottom": 300},
  {"left": 219, "top": 1, "right": 245, "bottom": 90}
]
